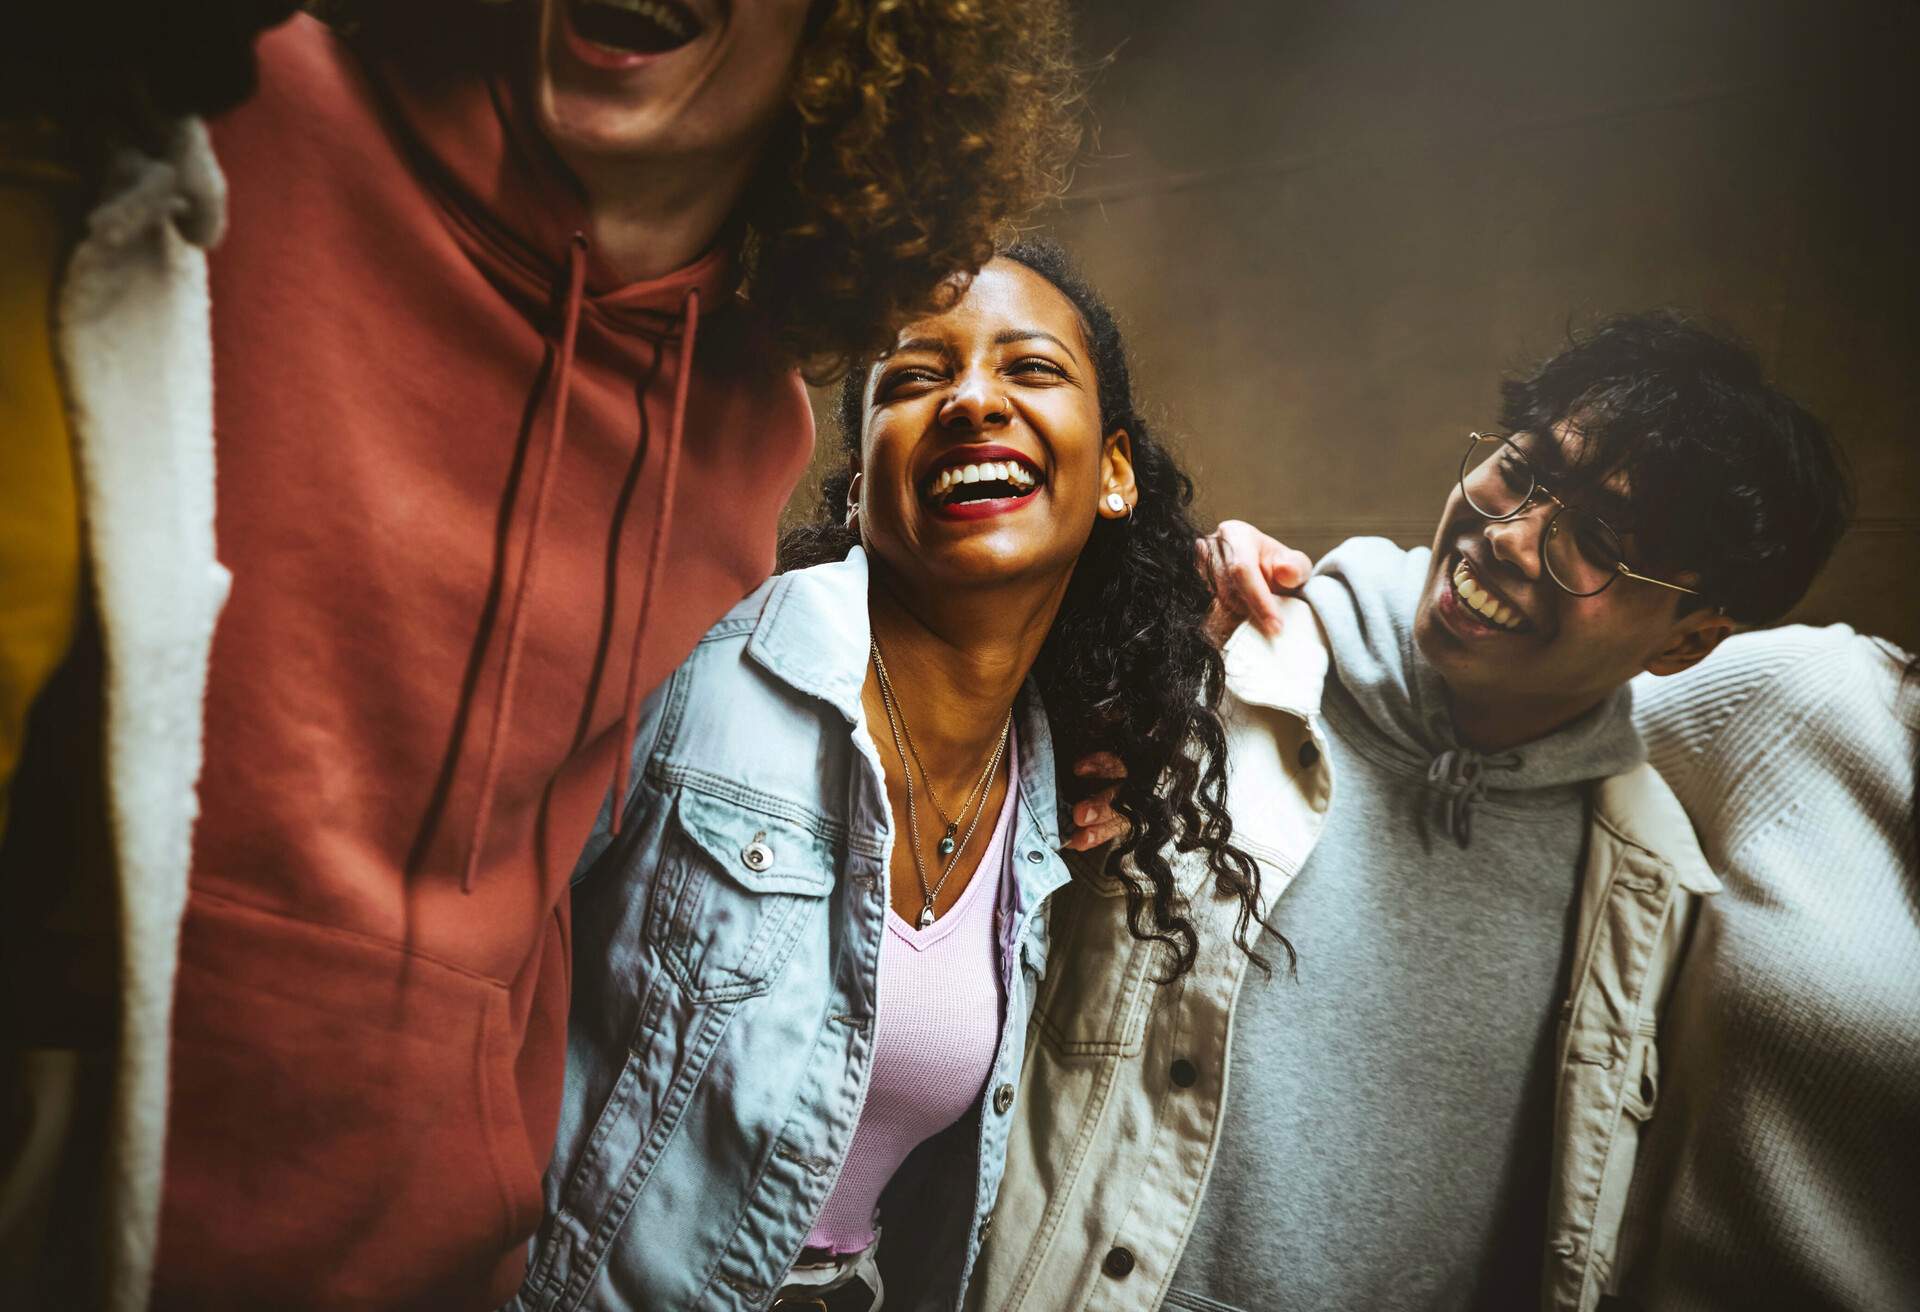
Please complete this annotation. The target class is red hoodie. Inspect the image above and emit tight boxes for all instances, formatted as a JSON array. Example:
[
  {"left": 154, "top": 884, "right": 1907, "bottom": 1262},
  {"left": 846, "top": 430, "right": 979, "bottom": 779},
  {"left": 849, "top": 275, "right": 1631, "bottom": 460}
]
[{"left": 158, "top": 17, "right": 813, "bottom": 1308}]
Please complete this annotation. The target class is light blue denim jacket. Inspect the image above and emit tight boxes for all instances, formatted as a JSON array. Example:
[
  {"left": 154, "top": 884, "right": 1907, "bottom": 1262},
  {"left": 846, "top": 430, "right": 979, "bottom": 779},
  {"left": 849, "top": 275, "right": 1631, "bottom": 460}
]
[{"left": 510, "top": 548, "right": 1074, "bottom": 1312}]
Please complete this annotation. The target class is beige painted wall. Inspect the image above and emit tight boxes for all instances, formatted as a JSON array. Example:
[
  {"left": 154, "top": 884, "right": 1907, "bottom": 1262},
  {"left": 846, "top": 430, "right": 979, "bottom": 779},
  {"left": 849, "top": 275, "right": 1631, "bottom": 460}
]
[{"left": 794, "top": 0, "right": 1918, "bottom": 648}]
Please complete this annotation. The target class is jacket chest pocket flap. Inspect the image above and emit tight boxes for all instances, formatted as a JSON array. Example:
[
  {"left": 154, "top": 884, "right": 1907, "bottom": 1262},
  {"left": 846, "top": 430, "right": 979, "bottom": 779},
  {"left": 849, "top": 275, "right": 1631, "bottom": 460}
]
[
  {"left": 1032, "top": 879, "right": 1153, "bottom": 1057},
  {"left": 646, "top": 786, "right": 838, "bottom": 1003}
]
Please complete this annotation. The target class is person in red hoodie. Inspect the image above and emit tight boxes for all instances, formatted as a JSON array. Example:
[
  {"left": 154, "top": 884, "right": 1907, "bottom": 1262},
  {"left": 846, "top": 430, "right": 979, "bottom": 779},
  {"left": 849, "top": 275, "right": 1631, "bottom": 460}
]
[{"left": 151, "top": 2, "right": 1082, "bottom": 1307}]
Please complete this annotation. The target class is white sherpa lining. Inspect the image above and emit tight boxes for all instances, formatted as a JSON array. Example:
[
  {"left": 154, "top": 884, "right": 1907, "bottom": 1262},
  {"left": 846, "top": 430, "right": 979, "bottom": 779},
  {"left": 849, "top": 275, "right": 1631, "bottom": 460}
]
[{"left": 55, "top": 116, "right": 230, "bottom": 1312}]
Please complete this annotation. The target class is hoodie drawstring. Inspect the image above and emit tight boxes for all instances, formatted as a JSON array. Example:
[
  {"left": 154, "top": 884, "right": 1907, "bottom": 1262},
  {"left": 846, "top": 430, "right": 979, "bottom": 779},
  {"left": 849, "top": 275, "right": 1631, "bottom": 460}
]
[
  {"left": 1426, "top": 747, "right": 1521, "bottom": 847},
  {"left": 610, "top": 287, "right": 698, "bottom": 837},
  {"left": 460, "top": 242, "right": 702, "bottom": 887},
  {"left": 462, "top": 234, "right": 591, "bottom": 893}
]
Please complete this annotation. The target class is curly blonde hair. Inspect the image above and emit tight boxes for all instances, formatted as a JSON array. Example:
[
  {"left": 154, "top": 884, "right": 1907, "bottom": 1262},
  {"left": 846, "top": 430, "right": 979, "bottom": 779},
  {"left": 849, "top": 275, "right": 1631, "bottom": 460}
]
[{"left": 320, "top": 0, "right": 1083, "bottom": 379}]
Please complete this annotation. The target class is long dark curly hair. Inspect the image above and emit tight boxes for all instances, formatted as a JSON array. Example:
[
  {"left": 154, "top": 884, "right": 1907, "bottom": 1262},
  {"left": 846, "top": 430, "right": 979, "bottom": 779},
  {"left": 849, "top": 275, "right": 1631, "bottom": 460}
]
[
  {"left": 315, "top": 0, "right": 1083, "bottom": 381},
  {"left": 781, "top": 238, "right": 1284, "bottom": 980}
]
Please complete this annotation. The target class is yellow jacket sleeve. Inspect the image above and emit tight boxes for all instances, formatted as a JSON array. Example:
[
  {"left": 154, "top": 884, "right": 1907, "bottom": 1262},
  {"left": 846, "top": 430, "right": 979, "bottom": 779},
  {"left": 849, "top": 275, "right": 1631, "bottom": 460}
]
[{"left": 0, "top": 153, "right": 83, "bottom": 838}]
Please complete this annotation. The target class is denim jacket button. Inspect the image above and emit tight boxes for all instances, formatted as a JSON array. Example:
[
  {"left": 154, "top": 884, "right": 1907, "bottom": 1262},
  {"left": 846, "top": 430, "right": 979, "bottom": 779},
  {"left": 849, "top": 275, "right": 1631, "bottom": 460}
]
[
  {"left": 742, "top": 836, "right": 774, "bottom": 872},
  {"left": 1297, "top": 739, "right": 1321, "bottom": 770},
  {"left": 1102, "top": 1246, "right": 1135, "bottom": 1279},
  {"left": 1025, "top": 849, "right": 1045, "bottom": 864},
  {"left": 992, "top": 1083, "right": 1015, "bottom": 1115}
]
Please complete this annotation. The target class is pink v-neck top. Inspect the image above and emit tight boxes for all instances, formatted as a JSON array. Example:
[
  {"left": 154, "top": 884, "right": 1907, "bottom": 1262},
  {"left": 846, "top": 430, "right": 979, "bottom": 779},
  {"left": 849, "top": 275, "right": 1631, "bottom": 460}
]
[{"left": 806, "top": 733, "right": 1020, "bottom": 1254}]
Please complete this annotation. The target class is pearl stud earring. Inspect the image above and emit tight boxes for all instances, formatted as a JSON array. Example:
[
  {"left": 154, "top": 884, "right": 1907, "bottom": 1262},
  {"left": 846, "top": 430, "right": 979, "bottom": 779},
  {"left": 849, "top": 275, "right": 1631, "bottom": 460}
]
[{"left": 1105, "top": 492, "right": 1126, "bottom": 514}]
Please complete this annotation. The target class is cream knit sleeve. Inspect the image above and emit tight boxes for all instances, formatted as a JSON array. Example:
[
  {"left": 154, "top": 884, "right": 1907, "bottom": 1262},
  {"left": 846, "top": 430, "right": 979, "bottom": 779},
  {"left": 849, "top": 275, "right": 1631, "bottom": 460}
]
[{"left": 1629, "top": 624, "right": 1911, "bottom": 868}]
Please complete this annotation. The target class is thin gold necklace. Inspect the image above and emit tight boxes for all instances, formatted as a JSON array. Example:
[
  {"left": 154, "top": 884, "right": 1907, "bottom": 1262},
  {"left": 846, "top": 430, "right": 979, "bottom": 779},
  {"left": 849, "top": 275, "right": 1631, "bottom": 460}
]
[{"left": 870, "top": 637, "right": 1012, "bottom": 929}]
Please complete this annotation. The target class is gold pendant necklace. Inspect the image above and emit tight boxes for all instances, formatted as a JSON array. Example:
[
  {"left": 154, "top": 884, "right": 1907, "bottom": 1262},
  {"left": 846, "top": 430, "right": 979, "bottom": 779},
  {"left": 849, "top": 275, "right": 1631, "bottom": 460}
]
[{"left": 871, "top": 637, "right": 1012, "bottom": 929}]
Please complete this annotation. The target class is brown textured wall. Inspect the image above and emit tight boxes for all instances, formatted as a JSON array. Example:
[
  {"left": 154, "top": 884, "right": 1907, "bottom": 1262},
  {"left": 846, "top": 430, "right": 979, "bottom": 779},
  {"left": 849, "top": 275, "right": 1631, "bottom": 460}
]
[{"left": 792, "top": 0, "right": 1919, "bottom": 648}]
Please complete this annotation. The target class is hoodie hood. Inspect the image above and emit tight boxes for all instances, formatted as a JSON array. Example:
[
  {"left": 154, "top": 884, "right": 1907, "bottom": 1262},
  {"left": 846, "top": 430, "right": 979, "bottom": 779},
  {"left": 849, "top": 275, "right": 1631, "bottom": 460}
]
[
  {"left": 362, "top": 19, "right": 739, "bottom": 327},
  {"left": 1303, "top": 537, "right": 1645, "bottom": 844},
  {"left": 360, "top": 23, "right": 760, "bottom": 883}
]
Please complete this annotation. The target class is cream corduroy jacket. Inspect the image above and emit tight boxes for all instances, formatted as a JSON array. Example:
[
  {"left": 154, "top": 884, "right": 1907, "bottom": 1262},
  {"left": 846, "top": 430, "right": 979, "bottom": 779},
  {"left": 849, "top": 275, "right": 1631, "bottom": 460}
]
[{"left": 970, "top": 600, "right": 1720, "bottom": 1312}]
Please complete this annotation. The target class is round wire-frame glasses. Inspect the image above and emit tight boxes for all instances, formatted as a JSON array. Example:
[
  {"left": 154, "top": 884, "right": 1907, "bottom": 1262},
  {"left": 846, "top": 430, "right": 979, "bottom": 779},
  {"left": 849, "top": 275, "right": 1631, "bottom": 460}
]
[{"left": 1457, "top": 431, "right": 1703, "bottom": 599}]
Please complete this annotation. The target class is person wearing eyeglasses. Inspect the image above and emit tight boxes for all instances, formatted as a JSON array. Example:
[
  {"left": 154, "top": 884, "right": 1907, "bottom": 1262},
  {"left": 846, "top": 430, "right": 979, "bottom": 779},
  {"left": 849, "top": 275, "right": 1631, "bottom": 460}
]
[{"left": 971, "top": 310, "right": 1853, "bottom": 1312}]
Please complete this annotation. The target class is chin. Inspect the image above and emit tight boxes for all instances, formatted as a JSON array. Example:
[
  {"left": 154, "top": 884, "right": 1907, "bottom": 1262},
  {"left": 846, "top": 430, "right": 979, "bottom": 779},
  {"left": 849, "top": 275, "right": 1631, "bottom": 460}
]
[
  {"left": 537, "top": 95, "right": 660, "bottom": 158},
  {"left": 922, "top": 539, "right": 1047, "bottom": 587}
]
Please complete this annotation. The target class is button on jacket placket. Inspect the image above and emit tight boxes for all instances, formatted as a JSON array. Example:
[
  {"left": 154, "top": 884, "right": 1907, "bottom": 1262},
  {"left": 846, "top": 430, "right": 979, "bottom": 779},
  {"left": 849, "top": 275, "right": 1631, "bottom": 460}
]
[
  {"left": 968, "top": 603, "right": 1720, "bottom": 1312},
  {"left": 953, "top": 734, "right": 1074, "bottom": 1304},
  {"left": 708, "top": 700, "right": 898, "bottom": 1309},
  {"left": 1544, "top": 791, "right": 1718, "bottom": 1312},
  {"left": 968, "top": 607, "right": 1335, "bottom": 1312},
  {"left": 521, "top": 551, "right": 1082, "bottom": 1312}
]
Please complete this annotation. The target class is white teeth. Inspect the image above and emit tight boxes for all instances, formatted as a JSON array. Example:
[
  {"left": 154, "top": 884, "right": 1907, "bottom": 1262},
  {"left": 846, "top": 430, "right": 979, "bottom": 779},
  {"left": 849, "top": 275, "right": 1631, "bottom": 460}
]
[
  {"left": 591, "top": 0, "right": 694, "bottom": 39},
  {"left": 926, "top": 458, "right": 1040, "bottom": 501},
  {"left": 1453, "top": 558, "right": 1523, "bottom": 631}
]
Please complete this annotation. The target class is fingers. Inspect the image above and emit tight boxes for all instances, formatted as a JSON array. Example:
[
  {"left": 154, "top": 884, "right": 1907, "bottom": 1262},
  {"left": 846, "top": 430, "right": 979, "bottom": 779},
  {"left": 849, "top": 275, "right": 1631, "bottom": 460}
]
[
  {"left": 1073, "top": 751, "right": 1126, "bottom": 780},
  {"left": 1065, "top": 779, "right": 1130, "bottom": 851},
  {"left": 1065, "top": 815, "right": 1131, "bottom": 852},
  {"left": 1260, "top": 542, "right": 1315, "bottom": 592},
  {"left": 1202, "top": 520, "right": 1313, "bottom": 638},
  {"left": 1229, "top": 552, "right": 1287, "bottom": 637},
  {"left": 1073, "top": 784, "right": 1118, "bottom": 826}
]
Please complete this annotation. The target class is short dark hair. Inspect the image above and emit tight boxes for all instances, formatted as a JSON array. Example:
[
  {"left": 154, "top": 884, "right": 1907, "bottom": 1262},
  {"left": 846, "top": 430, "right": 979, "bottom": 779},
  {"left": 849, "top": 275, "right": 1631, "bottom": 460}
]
[{"left": 1498, "top": 310, "right": 1853, "bottom": 624}]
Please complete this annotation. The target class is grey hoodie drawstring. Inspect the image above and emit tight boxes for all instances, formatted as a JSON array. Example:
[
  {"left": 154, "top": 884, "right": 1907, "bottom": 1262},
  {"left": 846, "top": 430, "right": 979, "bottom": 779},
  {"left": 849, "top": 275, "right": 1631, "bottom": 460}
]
[{"left": 1426, "top": 747, "right": 1521, "bottom": 847}]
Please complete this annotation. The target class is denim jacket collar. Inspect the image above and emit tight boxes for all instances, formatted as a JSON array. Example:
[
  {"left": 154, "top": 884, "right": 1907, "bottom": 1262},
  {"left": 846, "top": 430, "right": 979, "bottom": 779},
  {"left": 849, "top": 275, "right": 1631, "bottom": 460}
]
[
  {"left": 747, "top": 546, "right": 1068, "bottom": 852},
  {"left": 747, "top": 546, "right": 875, "bottom": 727}
]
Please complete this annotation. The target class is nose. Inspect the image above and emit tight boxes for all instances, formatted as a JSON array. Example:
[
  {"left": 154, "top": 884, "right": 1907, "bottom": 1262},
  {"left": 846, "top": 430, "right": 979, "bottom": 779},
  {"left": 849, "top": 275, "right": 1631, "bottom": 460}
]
[
  {"left": 938, "top": 366, "right": 1011, "bottom": 433},
  {"left": 1483, "top": 500, "right": 1551, "bottom": 580}
]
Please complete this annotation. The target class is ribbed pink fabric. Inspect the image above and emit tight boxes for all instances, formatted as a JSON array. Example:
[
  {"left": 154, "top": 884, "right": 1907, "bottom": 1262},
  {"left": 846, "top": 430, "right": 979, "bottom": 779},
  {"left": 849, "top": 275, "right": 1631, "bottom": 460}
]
[{"left": 806, "top": 736, "right": 1018, "bottom": 1253}]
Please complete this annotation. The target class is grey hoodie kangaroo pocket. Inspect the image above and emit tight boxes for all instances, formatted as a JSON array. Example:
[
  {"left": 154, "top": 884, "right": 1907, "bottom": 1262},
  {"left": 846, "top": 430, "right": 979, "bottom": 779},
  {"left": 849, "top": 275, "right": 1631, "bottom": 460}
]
[{"left": 645, "top": 785, "right": 838, "bottom": 1003}]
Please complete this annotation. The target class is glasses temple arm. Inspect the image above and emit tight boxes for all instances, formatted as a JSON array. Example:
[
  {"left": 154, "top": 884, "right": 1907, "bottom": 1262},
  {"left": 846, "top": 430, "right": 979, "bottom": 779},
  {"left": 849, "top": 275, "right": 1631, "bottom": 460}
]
[{"left": 1615, "top": 562, "right": 1702, "bottom": 596}]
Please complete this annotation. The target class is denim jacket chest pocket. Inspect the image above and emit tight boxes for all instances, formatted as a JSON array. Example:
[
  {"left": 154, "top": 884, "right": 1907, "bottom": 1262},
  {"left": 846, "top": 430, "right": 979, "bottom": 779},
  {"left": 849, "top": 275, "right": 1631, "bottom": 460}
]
[{"left": 647, "top": 785, "right": 840, "bottom": 1004}]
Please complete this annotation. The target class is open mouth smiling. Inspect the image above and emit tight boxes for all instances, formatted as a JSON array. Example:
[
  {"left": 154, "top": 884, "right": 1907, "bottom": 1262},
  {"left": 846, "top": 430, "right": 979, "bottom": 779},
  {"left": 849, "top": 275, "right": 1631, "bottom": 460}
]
[
  {"left": 566, "top": 0, "right": 704, "bottom": 57},
  {"left": 1447, "top": 552, "right": 1532, "bottom": 634},
  {"left": 919, "top": 446, "right": 1045, "bottom": 519}
]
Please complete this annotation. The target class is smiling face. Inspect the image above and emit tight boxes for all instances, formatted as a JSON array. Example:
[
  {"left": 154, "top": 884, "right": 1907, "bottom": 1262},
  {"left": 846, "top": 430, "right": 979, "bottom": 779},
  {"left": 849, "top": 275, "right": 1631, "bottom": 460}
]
[
  {"left": 851, "top": 258, "right": 1135, "bottom": 600},
  {"left": 534, "top": 0, "right": 809, "bottom": 169},
  {"left": 1413, "top": 422, "right": 1730, "bottom": 744}
]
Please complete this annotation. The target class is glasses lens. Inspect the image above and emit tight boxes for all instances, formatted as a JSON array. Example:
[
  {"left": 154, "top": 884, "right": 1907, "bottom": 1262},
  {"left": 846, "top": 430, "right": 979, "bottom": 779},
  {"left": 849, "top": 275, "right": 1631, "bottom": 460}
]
[
  {"left": 1544, "top": 507, "right": 1625, "bottom": 596},
  {"left": 1460, "top": 433, "right": 1530, "bottom": 519}
]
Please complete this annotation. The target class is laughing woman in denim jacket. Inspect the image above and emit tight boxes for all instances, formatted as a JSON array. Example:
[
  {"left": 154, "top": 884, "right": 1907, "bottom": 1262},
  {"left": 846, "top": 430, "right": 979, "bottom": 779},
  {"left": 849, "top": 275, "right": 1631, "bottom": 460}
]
[{"left": 509, "top": 240, "right": 1268, "bottom": 1312}]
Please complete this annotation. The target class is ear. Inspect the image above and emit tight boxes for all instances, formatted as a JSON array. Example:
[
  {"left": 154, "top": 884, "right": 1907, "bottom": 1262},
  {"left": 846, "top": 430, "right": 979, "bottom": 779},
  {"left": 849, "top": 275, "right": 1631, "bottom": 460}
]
[
  {"left": 1643, "top": 608, "right": 1734, "bottom": 677},
  {"left": 844, "top": 470, "right": 864, "bottom": 528},
  {"left": 1099, "top": 428, "right": 1137, "bottom": 517}
]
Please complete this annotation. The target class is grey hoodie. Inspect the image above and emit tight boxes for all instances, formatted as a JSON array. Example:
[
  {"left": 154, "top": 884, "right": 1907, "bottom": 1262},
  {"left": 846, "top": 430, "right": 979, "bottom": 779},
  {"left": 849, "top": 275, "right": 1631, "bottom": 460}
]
[{"left": 1168, "top": 538, "right": 1645, "bottom": 1312}]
